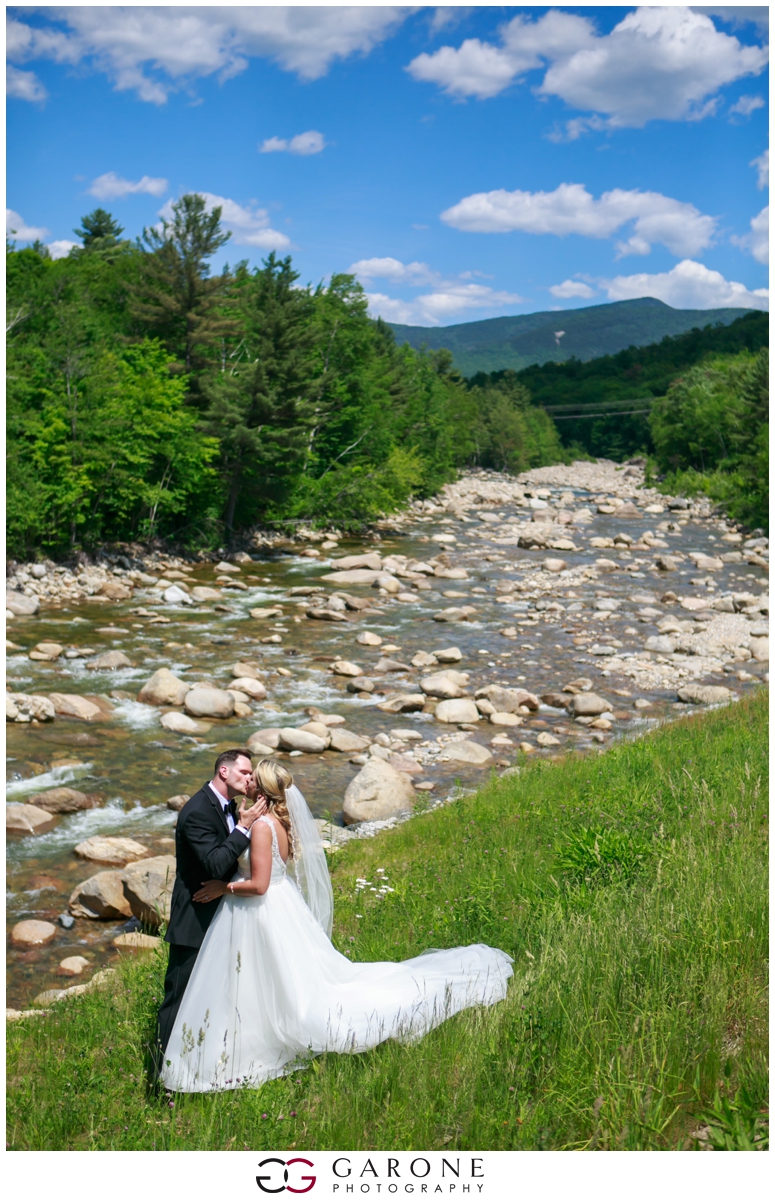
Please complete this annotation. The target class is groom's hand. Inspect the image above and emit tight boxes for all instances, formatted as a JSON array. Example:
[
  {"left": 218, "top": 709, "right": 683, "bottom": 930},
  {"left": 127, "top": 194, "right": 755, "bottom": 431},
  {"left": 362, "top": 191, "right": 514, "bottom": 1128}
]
[{"left": 237, "top": 795, "right": 268, "bottom": 831}]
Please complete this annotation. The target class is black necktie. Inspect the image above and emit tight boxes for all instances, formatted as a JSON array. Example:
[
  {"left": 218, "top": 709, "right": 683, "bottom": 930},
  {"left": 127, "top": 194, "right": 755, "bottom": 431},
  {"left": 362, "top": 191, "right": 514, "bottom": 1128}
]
[{"left": 226, "top": 798, "right": 238, "bottom": 823}]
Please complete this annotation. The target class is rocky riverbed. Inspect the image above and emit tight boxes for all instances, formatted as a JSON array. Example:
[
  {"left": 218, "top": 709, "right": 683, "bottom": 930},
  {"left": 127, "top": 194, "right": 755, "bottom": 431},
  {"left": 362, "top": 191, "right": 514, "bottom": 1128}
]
[{"left": 6, "top": 460, "right": 769, "bottom": 1012}]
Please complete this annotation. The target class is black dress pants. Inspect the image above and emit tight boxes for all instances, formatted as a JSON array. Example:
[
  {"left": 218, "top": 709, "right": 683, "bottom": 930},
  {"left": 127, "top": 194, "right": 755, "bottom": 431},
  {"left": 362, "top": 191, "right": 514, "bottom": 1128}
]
[{"left": 153, "top": 943, "right": 200, "bottom": 1077}]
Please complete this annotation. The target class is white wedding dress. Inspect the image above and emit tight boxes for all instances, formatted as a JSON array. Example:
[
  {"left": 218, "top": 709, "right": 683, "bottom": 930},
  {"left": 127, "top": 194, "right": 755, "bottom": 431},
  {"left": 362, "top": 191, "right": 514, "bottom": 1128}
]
[{"left": 161, "top": 815, "right": 513, "bottom": 1093}]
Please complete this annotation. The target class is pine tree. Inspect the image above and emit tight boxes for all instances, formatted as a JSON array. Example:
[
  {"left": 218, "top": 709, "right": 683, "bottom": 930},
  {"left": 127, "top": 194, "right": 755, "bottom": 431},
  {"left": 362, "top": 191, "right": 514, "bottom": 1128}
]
[{"left": 74, "top": 209, "right": 125, "bottom": 248}]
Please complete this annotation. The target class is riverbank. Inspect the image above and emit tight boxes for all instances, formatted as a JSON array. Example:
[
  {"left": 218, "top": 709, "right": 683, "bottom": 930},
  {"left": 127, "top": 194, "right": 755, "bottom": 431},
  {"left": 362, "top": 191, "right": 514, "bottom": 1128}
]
[{"left": 7, "top": 691, "right": 768, "bottom": 1150}]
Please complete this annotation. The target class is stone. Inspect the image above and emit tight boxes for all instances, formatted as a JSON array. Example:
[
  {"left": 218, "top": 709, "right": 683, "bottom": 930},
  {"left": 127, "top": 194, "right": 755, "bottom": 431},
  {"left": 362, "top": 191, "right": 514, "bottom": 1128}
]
[
  {"left": 85, "top": 650, "right": 132, "bottom": 670},
  {"left": 28, "top": 787, "right": 99, "bottom": 813},
  {"left": 376, "top": 693, "right": 426, "bottom": 713},
  {"left": 563, "top": 677, "right": 593, "bottom": 693},
  {"left": 121, "top": 855, "right": 177, "bottom": 926},
  {"left": 74, "top": 836, "right": 149, "bottom": 866},
  {"left": 594, "top": 598, "right": 621, "bottom": 612},
  {"left": 250, "top": 606, "right": 284, "bottom": 620},
  {"left": 166, "top": 793, "right": 190, "bottom": 811},
  {"left": 5, "top": 695, "right": 18, "bottom": 721},
  {"left": 569, "top": 693, "right": 613, "bottom": 717},
  {"left": 749, "top": 636, "right": 769, "bottom": 662},
  {"left": 160, "top": 711, "right": 211, "bottom": 735},
  {"left": 248, "top": 728, "right": 282, "bottom": 750},
  {"left": 6, "top": 803, "right": 57, "bottom": 834},
  {"left": 342, "top": 758, "right": 415, "bottom": 825},
  {"left": 543, "top": 558, "right": 567, "bottom": 573},
  {"left": 677, "top": 684, "right": 731, "bottom": 705},
  {"left": 518, "top": 742, "right": 536, "bottom": 754},
  {"left": 680, "top": 597, "right": 712, "bottom": 612},
  {"left": 536, "top": 732, "right": 562, "bottom": 747},
  {"left": 231, "top": 676, "right": 267, "bottom": 700},
  {"left": 7, "top": 693, "right": 56, "bottom": 722},
  {"left": 58, "top": 913, "right": 75, "bottom": 930},
  {"left": 374, "top": 657, "right": 410, "bottom": 673},
  {"left": 489, "top": 712, "right": 523, "bottom": 727},
  {"left": 435, "top": 646, "right": 462, "bottom": 663},
  {"left": 331, "top": 660, "right": 363, "bottom": 677},
  {"left": 387, "top": 754, "right": 424, "bottom": 775},
  {"left": 113, "top": 932, "right": 159, "bottom": 950},
  {"left": 595, "top": 559, "right": 619, "bottom": 572},
  {"left": 306, "top": 607, "right": 348, "bottom": 622},
  {"left": 333, "top": 553, "right": 383, "bottom": 571},
  {"left": 6, "top": 590, "right": 40, "bottom": 615},
  {"left": 328, "top": 727, "right": 371, "bottom": 753},
  {"left": 58, "top": 956, "right": 91, "bottom": 976},
  {"left": 321, "top": 569, "right": 382, "bottom": 586},
  {"left": 138, "top": 668, "right": 191, "bottom": 707},
  {"left": 633, "top": 698, "right": 652, "bottom": 709},
  {"left": 420, "top": 672, "right": 465, "bottom": 699},
  {"left": 99, "top": 580, "right": 133, "bottom": 600},
  {"left": 348, "top": 678, "right": 375, "bottom": 694},
  {"left": 11, "top": 919, "right": 57, "bottom": 946},
  {"left": 191, "top": 586, "right": 222, "bottom": 602},
  {"left": 299, "top": 721, "right": 331, "bottom": 741},
  {"left": 184, "top": 686, "right": 235, "bottom": 719},
  {"left": 69, "top": 871, "right": 132, "bottom": 919},
  {"left": 48, "top": 693, "right": 104, "bottom": 721},
  {"left": 31, "top": 641, "right": 64, "bottom": 660},
  {"left": 373, "top": 573, "right": 401, "bottom": 594},
  {"left": 644, "top": 636, "right": 677, "bottom": 654},
  {"left": 476, "top": 685, "right": 539, "bottom": 713},
  {"left": 434, "top": 698, "right": 480, "bottom": 724},
  {"left": 278, "top": 728, "right": 329, "bottom": 753},
  {"left": 356, "top": 632, "right": 383, "bottom": 646},
  {"left": 433, "top": 607, "right": 468, "bottom": 622},
  {"left": 163, "top": 584, "right": 193, "bottom": 605},
  {"left": 541, "top": 693, "right": 570, "bottom": 710},
  {"left": 412, "top": 651, "right": 438, "bottom": 668},
  {"left": 443, "top": 740, "right": 493, "bottom": 765}
]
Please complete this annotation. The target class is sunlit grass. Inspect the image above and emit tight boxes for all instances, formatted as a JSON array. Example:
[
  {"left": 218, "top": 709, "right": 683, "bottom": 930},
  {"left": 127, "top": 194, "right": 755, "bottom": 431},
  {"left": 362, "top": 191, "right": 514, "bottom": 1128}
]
[{"left": 7, "top": 691, "right": 768, "bottom": 1150}]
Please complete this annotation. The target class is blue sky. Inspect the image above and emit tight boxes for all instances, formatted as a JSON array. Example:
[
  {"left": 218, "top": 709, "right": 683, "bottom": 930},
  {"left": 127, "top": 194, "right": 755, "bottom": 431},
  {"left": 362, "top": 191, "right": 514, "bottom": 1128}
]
[{"left": 6, "top": 5, "right": 769, "bottom": 326}]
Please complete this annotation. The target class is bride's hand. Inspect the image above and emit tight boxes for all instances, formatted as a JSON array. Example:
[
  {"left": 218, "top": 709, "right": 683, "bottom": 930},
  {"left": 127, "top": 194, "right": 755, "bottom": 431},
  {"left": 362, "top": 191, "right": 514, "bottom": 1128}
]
[
  {"left": 193, "top": 879, "right": 228, "bottom": 903},
  {"left": 238, "top": 793, "right": 268, "bottom": 828}
]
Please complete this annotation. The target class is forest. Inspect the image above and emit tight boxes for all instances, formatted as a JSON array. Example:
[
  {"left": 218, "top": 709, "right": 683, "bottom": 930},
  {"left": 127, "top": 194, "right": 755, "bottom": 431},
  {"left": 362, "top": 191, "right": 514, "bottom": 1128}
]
[
  {"left": 6, "top": 197, "right": 769, "bottom": 554},
  {"left": 6, "top": 197, "right": 563, "bottom": 556}
]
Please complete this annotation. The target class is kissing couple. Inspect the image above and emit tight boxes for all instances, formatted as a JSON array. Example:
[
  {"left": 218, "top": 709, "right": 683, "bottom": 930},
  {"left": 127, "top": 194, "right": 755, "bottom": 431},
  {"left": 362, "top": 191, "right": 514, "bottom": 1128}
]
[{"left": 156, "top": 747, "right": 513, "bottom": 1092}]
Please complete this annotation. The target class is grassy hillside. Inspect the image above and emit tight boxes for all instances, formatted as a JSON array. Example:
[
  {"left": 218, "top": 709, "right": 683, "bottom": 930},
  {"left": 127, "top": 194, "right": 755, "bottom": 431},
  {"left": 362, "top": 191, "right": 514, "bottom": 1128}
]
[
  {"left": 389, "top": 298, "right": 754, "bottom": 377},
  {"left": 7, "top": 692, "right": 768, "bottom": 1151}
]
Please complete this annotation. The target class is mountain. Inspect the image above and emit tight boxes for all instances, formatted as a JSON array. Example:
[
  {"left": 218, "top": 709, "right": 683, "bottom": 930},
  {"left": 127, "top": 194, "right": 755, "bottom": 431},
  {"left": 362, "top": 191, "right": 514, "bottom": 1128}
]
[{"left": 387, "top": 298, "right": 755, "bottom": 376}]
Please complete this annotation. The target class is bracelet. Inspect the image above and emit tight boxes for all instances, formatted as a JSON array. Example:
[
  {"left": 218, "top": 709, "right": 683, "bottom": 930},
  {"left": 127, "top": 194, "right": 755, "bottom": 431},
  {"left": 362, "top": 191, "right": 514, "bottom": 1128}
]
[{"left": 228, "top": 882, "right": 234, "bottom": 895}]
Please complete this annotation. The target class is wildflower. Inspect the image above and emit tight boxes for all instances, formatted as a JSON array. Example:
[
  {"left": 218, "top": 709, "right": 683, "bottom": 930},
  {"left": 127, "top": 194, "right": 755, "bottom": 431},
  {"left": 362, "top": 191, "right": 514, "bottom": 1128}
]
[
  {"left": 261, "top": 1113, "right": 268, "bottom": 1120},
  {"left": 168, "top": 1101, "right": 175, "bottom": 1109},
  {"left": 290, "top": 1110, "right": 297, "bottom": 1118},
  {"left": 349, "top": 937, "right": 355, "bottom": 942},
  {"left": 356, "top": 914, "right": 363, "bottom": 919}
]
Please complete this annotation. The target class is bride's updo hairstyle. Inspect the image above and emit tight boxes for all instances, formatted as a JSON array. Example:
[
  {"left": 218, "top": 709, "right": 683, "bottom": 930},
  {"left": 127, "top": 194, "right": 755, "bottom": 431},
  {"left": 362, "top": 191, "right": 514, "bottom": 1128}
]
[{"left": 254, "top": 760, "right": 295, "bottom": 857}]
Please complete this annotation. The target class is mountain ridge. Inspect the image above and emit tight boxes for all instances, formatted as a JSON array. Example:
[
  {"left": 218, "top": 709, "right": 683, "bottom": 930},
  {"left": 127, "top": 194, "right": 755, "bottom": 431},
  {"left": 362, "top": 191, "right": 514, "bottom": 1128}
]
[{"left": 387, "top": 297, "right": 756, "bottom": 376}]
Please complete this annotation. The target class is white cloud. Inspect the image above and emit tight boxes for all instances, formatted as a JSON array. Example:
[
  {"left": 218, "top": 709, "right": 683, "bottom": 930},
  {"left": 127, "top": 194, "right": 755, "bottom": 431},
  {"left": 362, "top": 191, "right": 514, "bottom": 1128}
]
[
  {"left": 752, "top": 149, "right": 769, "bottom": 188},
  {"left": 87, "top": 172, "right": 169, "bottom": 200},
  {"left": 6, "top": 208, "right": 48, "bottom": 241},
  {"left": 7, "top": 8, "right": 410, "bottom": 103},
  {"left": 6, "top": 64, "right": 47, "bottom": 101},
  {"left": 408, "top": 7, "right": 768, "bottom": 131},
  {"left": 604, "top": 259, "right": 768, "bottom": 309},
  {"left": 692, "top": 8, "right": 770, "bottom": 35},
  {"left": 159, "top": 193, "right": 291, "bottom": 252},
  {"left": 733, "top": 206, "right": 769, "bottom": 264},
  {"left": 47, "top": 239, "right": 79, "bottom": 259},
  {"left": 441, "top": 183, "right": 716, "bottom": 258},
  {"left": 259, "top": 130, "right": 326, "bottom": 156},
  {"left": 729, "top": 93, "right": 765, "bottom": 116},
  {"left": 549, "top": 279, "right": 597, "bottom": 300},
  {"left": 350, "top": 256, "right": 522, "bottom": 325}
]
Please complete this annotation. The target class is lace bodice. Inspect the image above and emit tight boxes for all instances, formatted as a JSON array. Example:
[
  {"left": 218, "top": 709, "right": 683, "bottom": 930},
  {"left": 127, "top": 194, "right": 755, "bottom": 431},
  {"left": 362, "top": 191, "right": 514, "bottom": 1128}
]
[{"left": 235, "top": 815, "right": 287, "bottom": 884}]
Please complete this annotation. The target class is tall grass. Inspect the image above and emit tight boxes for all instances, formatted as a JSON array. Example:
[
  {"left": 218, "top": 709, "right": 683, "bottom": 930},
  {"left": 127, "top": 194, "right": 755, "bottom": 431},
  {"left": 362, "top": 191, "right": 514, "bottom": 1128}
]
[{"left": 7, "top": 692, "right": 768, "bottom": 1150}]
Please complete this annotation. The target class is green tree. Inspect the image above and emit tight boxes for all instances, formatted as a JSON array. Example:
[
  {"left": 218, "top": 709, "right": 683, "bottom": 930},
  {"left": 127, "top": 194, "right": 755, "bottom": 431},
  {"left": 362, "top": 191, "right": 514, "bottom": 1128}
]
[{"left": 74, "top": 208, "right": 125, "bottom": 248}]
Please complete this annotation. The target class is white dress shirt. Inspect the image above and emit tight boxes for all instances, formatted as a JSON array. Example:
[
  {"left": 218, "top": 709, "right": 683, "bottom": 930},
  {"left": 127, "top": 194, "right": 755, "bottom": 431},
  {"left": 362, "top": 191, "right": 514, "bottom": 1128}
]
[{"left": 208, "top": 782, "right": 251, "bottom": 839}]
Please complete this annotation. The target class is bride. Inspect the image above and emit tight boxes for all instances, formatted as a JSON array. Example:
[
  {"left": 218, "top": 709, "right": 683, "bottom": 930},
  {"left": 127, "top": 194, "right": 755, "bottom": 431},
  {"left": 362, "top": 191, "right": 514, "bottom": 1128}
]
[{"left": 160, "top": 761, "right": 513, "bottom": 1093}]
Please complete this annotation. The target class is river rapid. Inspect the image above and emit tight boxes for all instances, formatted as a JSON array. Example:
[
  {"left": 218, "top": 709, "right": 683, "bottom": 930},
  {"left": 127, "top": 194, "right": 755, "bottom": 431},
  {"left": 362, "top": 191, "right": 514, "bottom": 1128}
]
[{"left": 6, "top": 461, "right": 769, "bottom": 1009}]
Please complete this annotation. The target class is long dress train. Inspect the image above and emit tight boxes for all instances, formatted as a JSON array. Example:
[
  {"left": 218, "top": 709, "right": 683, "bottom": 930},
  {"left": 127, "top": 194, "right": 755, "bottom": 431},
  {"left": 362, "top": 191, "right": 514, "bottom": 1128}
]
[{"left": 160, "top": 816, "right": 513, "bottom": 1092}]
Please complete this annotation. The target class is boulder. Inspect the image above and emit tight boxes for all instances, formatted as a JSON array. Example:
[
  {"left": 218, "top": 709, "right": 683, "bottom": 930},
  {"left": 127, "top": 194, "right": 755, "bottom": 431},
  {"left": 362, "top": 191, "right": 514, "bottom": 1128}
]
[
  {"left": 231, "top": 661, "right": 262, "bottom": 680},
  {"left": 343, "top": 758, "right": 415, "bottom": 825},
  {"left": 536, "top": 732, "right": 562, "bottom": 747},
  {"left": 348, "top": 678, "right": 375, "bottom": 694},
  {"left": 356, "top": 631, "right": 383, "bottom": 646},
  {"left": 58, "top": 956, "right": 91, "bottom": 976},
  {"left": 331, "top": 660, "right": 363, "bottom": 678},
  {"left": 680, "top": 596, "right": 711, "bottom": 612},
  {"left": 138, "top": 669, "right": 191, "bottom": 707},
  {"left": 230, "top": 676, "right": 267, "bottom": 700},
  {"left": 160, "top": 711, "right": 211, "bottom": 735},
  {"left": 99, "top": 580, "right": 133, "bottom": 600},
  {"left": 420, "top": 672, "right": 464, "bottom": 699},
  {"left": 74, "top": 836, "right": 149, "bottom": 867},
  {"left": 11, "top": 919, "right": 57, "bottom": 946},
  {"left": 85, "top": 651, "right": 132, "bottom": 670},
  {"left": 443, "top": 740, "right": 493, "bottom": 765},
  {"left": 543, "top": 558, "right": 567, "bottom": 573},
  {"left": 333, "top": 553, "right": 383, "bottom": 571},
  {"left": 69, "top": 871, "right": 133, "bottom": 919},
  {"left": 28, "top": 787, "right": 99, "bottom": 813},
  {"left": 434, "top": 698, "right": 480, "bottom": 724},
  {"left": 184, "top": 686, "right": 235, "bottom": 719},
  {"left": 541, "top": 692, "right": 570, "bottom": 709},
  {"left": 307, "top": 607, "right": 348, "bottom": 622},
  {"left": 644, "top": 636, "right": 677, "bottom": 654},
  {"left": 569, "top": 693, "right": 613, "bottom": 717},
  {"left": 376, "top": 693, "right": 426, "bottom": 714},
  {"left": 677, "top": 684, "right": 732, "bottom": 706},
  {"left": 476, "top": 685, "right": 539, "bottom": 713},
  {"left": 30, "top": 641, "right": 64, "bottom": 661},
  {"left": 191, "top": 586, "right": 222, "bottom": 602},
  {"left": 489, "top": 712, "right": 523, "bottom": 727},
  {"left": 328, "top": 727, "right": 371, "bottom": 753},
  {"left": 5, "top": 695, "right": 18, "bottom": 722},
  {"left": 6, "top": 591, "right": 40, "bottom": 615},
  {"left": 6, "top": 803, "right": 57, "bottom": 834},
  {"left": 435, "top": 646, "right": 463, "bottom": 663},
  {"left": 321, "top": 569, "right": 382, "bottom": 585},
  {"left": 48, "top": 693, "right": 103, "bottom": 721},
  {"left": 250, "top": 606, "right": 284, "bottom": 620},
  {"left": 749, "top": 636, "right": 769, "bottom": 662},
  {"left": 298, "top": 721, "right": 332, "bottom": 741},
  {"left": 121, "top": 856, "right": 176, "bottom": 927},
  {"left": 113, "top": 932, "right": 160, "bottom": 950},
  {"left": 373, "top": 657, "right": 410, "bottom": 674},
  {"left": 248, "top": 728, "right": 282, "bottom": 750},
  {"left": 163, "top": 585, "right": 193, "bottom": 605},
  {"left": 278, "top": 728, "right": 329, "bottom": 753},
  {"left": 433, "top": 607, "right": 468, "bottom": 622},
  {"left": 166, "top": 793, "right": 190, "bottom": 811},
  {"left": 6, "top": 693, "right": 56, "bottom": 722},
  {"left": 373, "top": 573, "right": 401, "bottom": 594}
]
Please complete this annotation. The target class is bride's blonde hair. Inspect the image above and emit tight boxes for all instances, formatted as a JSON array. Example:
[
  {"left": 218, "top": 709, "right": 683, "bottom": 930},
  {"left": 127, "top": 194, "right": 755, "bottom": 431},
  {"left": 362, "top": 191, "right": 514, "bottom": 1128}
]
[{"left": 254, "top": 760, "right": 294, "bottom": 857}]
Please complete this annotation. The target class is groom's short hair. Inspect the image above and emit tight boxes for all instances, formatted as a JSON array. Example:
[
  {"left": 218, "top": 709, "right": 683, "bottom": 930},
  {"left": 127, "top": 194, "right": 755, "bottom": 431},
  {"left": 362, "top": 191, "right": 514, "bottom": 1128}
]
[{"left": 214, "top": 748, "right": 252, "bottom": 776}]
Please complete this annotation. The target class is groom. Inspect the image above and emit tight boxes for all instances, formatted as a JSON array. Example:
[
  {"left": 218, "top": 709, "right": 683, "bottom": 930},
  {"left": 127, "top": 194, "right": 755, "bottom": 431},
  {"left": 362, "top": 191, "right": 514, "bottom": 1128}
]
[{"left": 154, "top": 748, "right": 266, "bottom": 1075}]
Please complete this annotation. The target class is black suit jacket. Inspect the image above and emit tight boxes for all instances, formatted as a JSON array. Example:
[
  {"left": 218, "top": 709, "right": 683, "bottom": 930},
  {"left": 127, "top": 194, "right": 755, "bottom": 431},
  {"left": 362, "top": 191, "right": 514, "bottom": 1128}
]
[{"left": 165, "top": 782, "right": 250, "bottom": 948}]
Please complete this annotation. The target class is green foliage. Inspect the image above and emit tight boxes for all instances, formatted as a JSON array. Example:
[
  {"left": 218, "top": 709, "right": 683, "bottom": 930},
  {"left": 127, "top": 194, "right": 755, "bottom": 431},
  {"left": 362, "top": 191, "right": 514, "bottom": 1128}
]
[
  {"left": 555, "top": 825, "right": 652, "bottom": 888},
  {"left": 74, "top": 208, "right": 125, "bottom": 249},
  {"left": 7, "top": 692, "right": 768, "bottom": 1150},
  {"left": 466, "top": 371, "right": 568, "bottom": 472}
]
